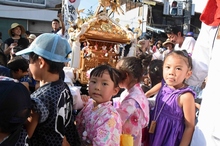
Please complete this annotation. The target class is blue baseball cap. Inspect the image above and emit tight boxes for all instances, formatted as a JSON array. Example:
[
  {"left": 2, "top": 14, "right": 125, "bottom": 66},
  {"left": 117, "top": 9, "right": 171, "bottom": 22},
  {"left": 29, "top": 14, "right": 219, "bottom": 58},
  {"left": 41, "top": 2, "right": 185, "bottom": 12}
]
[{"left": 16, "top": 33, "right": 72, "bottom": 62}]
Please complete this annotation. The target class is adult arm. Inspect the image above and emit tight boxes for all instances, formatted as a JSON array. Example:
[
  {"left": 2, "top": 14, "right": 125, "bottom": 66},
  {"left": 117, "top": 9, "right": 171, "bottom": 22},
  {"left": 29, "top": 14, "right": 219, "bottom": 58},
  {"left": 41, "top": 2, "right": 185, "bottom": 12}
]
[
  {"left": 186, "top": 23, "right": 216, "bottom": 87},
  {"left": 58, "top": 13, "right": 65, "bottom": 36},
  {"left": 4, "top": 43, "right": 17, "bottom": 55}
]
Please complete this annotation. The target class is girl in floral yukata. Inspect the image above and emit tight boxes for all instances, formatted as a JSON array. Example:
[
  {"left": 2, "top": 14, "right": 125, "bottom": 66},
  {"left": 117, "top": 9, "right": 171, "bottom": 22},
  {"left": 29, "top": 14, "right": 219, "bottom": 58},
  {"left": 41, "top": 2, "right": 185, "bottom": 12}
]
[
  {"left": 76, "top": 64, "right": 122, "bottom": 146},
  {"left": 115, "top": 54, "right": 151, "bottom": 146}
]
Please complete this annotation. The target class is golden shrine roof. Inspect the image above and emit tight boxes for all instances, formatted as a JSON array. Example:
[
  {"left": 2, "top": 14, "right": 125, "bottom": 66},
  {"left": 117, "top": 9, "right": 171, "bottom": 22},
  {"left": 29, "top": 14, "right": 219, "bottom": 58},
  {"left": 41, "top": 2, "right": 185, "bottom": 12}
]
[{"left": 79, "top": 12, "right": 133, "bottom": 44}]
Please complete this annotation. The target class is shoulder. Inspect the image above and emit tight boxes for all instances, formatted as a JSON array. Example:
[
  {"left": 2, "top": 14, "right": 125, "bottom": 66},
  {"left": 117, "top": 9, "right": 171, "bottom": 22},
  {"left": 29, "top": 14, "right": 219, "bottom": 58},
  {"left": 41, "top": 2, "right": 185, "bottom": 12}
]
[
  {"left": 184, "top": 37, "right": 196, "bottom": 43},
  {"left": 179, "top": 91, "right": 195, "bottom": 106},
  {"left": 4, "top": 38, "right": 13, "bottom": 44}
]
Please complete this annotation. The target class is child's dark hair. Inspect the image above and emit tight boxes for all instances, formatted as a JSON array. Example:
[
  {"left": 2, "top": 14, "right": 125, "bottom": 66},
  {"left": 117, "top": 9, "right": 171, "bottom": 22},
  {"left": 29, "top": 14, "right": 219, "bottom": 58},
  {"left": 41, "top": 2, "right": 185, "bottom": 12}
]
[
  {"left": 164, "top": 25, "right": 183, "bottom": 36},
  {"left": 25, "top": 31, "right": 30, "bottom": 36},
  {"left": 29, "top": 52, "right": 64, "bottom": 74},
  {"left": 149, "top": 59, "right": 163, "bottom": 86},
  {"left": 164, "top": 50, "right": 193, "bottom": 70},
  {"left": 118, "top": 53, "right": 152, "bottom": 82},
  {"left": 90, "top": 64, "right": 121, "bottom": 87},
  {"left": 7, "top": 56, "right": 29, "bottom": 72}
]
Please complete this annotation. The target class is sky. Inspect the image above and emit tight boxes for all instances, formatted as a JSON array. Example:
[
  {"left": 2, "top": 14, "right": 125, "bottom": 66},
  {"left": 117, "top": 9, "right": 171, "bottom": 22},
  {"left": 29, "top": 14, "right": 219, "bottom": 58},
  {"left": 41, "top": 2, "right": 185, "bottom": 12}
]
[{"left": 78, "top": 0, "right": 99, "bottom": 17}]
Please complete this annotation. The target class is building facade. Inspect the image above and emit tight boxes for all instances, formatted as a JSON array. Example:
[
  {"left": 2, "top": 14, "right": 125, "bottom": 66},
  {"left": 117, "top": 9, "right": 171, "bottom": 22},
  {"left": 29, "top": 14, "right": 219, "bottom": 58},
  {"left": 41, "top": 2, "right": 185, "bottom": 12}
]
[
  {"left": 115, "top": 0, "right": 207, "bottom": 40},
  {"left": 0, "top": 0, "right": 61, "bottom": 41}
]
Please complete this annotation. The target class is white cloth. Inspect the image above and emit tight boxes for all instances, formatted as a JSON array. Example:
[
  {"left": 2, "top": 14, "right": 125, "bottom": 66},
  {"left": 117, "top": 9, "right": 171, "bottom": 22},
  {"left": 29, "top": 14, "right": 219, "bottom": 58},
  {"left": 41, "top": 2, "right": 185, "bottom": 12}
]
[
  {"left": 190, "top": 23, "right": 220, "bottom": 146},
  {"left": 152, "top": 49, "right": 163, "bottom": 60},
  {"left": 63, "top": 67, "right": 83, "bottom": 110},
  {"left": 56, "top": 29, "right": 64, "bottom": 38},
  {"left": 174, "top": 36, "right": 196, "bottom": 54},
  {"left": 186, "top": 22, "right": 216, "bottom": 87}
]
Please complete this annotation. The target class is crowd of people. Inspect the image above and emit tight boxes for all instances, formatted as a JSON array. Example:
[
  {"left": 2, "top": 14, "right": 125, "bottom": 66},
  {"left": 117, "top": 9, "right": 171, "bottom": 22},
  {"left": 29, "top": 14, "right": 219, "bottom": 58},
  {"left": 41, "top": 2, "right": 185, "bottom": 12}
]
[{"left": 0, "top": 0, "right": 219, "bottom": 145}]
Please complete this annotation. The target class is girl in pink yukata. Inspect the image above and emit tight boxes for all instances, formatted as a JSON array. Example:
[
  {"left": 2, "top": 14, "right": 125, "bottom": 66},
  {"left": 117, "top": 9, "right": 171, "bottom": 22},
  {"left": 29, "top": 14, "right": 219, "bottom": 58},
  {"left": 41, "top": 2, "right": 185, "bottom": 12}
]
[
  {"left": 115, "top": 54, "right": 151, "bottom": 146},
  {"left": 76, "top": 64, "right": 122, "bottom": 146},
  {"left": 146, "top": 50, "right": 195, "bottom": 146}
]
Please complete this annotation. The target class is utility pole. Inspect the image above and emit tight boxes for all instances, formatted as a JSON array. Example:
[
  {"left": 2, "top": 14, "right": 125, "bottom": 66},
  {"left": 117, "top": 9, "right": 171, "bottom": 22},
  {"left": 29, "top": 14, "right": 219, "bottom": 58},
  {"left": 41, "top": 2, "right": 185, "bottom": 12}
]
[{"left": 183, "top": 0, "right": 192, "bottom": 35}]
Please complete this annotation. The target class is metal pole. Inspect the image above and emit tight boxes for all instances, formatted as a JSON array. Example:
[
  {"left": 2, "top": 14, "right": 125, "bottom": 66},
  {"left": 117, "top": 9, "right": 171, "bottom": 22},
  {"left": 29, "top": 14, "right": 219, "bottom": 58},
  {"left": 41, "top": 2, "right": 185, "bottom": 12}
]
[{"left": 183, "top": 0, "right": 192, "bottom": 35}]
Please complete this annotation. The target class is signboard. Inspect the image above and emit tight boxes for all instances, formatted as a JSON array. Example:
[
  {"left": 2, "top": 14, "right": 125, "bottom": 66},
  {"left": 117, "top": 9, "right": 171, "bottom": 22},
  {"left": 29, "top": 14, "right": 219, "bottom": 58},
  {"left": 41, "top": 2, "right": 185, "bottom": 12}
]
[
  {"left": 163, "top": 1, "right": 170, "bottom": 15},
  {"left": 177, "top": 1, "right": 183, "bottom": 15}
]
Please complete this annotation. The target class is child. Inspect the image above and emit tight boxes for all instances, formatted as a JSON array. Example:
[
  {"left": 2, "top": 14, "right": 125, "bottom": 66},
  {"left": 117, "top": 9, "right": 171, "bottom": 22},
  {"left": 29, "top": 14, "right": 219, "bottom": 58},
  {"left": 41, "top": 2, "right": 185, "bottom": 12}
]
[
  {"left": 148, "top": 50, "right": 195, "bottom": 146},
  {"left": 7, "top": 56, "right": 29, "bottom": 80},
  {"left": 7, "top": 56, "right": 37, "bottom": 93},
  {"left": 15, "top": 33, "right": 80, "bottom": 145},
  {"left": 0, "top": 76, "right": 31, "bottom": 145},
  {"left": 76, "top": 64, "right": 122, "bottom": 146},
  {"left": 115, "top": 55, "right": 150, "bottom": 146},
  {"left": 162, "top": 38, "right": 175, "bottom": 60}
]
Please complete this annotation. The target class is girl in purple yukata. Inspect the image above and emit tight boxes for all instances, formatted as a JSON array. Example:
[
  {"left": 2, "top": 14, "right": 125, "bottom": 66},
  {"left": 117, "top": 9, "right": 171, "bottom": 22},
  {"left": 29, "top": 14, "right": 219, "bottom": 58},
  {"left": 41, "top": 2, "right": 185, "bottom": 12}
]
[
  {"left": 115, "top": 54, "right": 151, "bottom": 146},
  {"left": 146, "top": 50, "right": 195, "bottom": 146},
  {"left": 76, "top": 64, "right": 122, "bottom": 146}
]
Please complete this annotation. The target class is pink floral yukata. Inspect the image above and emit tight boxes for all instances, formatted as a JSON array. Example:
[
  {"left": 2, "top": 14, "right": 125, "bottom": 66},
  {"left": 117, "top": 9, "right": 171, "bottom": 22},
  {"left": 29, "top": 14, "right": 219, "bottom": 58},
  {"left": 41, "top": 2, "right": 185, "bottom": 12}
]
[
  {"left": 116, "top": 83, "right": 150, "bottom": 146},
  {"left": 76, "top": 99, "right": 122, "bottom": 146}
]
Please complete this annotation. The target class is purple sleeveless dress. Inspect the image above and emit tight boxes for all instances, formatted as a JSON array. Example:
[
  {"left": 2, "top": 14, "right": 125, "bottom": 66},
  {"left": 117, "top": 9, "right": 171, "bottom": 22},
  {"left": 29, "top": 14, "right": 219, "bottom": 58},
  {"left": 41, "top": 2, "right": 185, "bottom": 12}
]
[{"left": 150, "top": 80, "right": 195, "bottom": 146}]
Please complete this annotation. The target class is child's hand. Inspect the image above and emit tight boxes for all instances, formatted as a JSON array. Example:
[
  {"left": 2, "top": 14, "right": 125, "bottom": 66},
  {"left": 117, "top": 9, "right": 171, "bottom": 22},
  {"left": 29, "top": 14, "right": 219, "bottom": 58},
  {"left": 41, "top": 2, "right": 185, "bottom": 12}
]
[{"left": 81, "top": 95, "right": 90, "bottom": 105}]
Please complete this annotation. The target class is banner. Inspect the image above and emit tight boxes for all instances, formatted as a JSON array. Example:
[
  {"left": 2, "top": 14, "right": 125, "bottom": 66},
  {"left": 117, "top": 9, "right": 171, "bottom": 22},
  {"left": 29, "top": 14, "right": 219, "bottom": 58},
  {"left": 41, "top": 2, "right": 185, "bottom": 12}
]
[{"left": 62, "top": 0, "right": 81, "bottom": 39}]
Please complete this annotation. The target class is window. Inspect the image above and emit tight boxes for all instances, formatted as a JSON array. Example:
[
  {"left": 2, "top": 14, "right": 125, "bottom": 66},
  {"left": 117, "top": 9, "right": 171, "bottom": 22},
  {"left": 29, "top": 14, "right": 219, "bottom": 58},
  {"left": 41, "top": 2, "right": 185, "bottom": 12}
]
[{"left": 4, "top": 0, "right": 45, "bottom": 5}]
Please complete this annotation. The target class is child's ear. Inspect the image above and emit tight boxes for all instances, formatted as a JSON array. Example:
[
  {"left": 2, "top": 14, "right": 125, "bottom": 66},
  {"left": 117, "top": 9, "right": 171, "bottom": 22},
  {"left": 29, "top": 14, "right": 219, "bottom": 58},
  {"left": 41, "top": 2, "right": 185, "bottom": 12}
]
[
  {"left": 38, "top": 57, "right": 46, "bottom": 68},
  {"left": 112, "top": 87, "right": 120, "bottom": 96},
  {"left": 185, "top": 70, "right": 192, "bottom": 79}
]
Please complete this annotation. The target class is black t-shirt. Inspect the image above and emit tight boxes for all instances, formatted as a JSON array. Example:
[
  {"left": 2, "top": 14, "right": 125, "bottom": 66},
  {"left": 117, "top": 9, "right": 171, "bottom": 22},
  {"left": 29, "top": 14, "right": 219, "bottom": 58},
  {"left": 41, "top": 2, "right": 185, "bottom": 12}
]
[
  {"left": 4, "top": 37, "right": 29, "bottom": 52},
  {"left": 16, "top": 80, "right": 81, "bottom": 146},
  {"left": 4, "top": 37, "right": 29, "bottom": 60}
]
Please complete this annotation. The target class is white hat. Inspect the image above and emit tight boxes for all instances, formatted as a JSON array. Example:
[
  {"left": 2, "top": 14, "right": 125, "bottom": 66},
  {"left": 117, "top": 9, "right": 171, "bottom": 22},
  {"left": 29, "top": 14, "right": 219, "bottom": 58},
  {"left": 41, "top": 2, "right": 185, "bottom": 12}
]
[{"left": 28, "top": 34, "right": 36, "bottom": 40}]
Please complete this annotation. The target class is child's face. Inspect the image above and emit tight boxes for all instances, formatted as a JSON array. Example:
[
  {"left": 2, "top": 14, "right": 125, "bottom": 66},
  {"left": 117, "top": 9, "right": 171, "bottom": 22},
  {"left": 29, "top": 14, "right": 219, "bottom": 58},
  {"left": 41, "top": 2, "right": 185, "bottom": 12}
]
[
  {"left": 165, "top": 43, "right": 174, "bottom": 50},
  {"left": 88, "top": 71, "right": 119, "bottom": 105},
  {"left": 28, "top": 57, "right": 41, "bottom": 81},
  {"left": 163, "top": 54, "right": 192, "bottom": 89}
]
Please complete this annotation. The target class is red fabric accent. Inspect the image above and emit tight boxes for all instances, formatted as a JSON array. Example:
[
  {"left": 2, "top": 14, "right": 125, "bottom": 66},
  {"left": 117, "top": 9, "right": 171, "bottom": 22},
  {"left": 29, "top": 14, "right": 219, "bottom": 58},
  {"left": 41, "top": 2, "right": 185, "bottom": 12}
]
[
  {"left": 200, "top": 0, "right": 220, "bottom": 26},
  {"left": 142, "top": 127, "right": 150, "bottom": 146}
]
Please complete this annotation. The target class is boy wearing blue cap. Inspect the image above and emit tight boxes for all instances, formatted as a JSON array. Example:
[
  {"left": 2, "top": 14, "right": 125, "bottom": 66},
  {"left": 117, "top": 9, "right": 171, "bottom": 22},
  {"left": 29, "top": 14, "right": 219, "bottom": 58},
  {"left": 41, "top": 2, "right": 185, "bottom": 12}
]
[{"left": 15, "top": 33, "right": 80, "bottom": 145}]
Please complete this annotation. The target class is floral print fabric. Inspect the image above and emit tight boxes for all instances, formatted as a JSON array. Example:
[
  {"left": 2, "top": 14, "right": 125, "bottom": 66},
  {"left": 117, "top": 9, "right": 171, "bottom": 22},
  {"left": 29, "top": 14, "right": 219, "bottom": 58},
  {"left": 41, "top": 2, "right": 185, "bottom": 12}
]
[
  {"left": 116, "top": 84, "right": 150, "bottom": 146},
  {"left": 76, "top": 99, "right": 122, "bottom": 146}
]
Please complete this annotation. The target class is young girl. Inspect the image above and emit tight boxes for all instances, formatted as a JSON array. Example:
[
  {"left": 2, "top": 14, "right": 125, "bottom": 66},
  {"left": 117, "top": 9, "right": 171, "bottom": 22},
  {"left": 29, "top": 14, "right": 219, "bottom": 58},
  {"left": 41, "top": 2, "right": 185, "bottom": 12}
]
[
  {"left": 76, "top": 64, "right": 122, "bottom": 146},
  {"left": 115, "top": 54, "right": 151, "bottom": 146},
  {"left": 148, "top": 50, "right": 195, "bottom": 146}
]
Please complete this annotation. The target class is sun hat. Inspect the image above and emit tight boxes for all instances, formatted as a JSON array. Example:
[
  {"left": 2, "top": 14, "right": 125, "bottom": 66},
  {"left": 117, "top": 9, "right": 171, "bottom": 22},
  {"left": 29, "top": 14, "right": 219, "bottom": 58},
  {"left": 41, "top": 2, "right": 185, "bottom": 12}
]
[
  {"left": 0, "top": 78, "right": 31, "bottom": 133},
  {"left": 8, "top": 23, "right": 25, "bottom": 37},
  {"left": 28, "top": 34, "right": 36, "bottom": 40},
  {"left": 162, "top": 38, "right": 175, "bottom": 47},
  {"left": 16, "top": 33, "right": 72, "bottom": 62}
]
